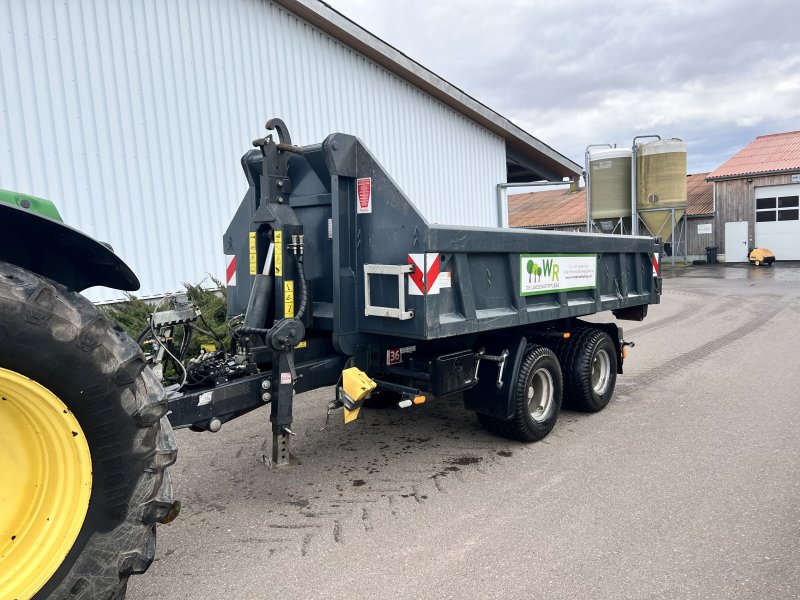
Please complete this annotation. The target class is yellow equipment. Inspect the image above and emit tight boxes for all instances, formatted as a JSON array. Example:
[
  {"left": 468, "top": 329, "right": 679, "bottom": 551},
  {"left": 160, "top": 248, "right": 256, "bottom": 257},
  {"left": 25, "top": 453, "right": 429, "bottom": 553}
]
[
  {"left": 340, "top": 367, "right": 377, "bottom": 423},
  {"left": 748, "top": 247, "right": 775, "bottom": 266}
]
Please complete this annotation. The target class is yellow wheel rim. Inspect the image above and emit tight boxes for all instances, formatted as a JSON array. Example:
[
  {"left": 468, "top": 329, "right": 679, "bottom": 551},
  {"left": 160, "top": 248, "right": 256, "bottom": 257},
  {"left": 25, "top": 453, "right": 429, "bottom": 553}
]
[{"left": 0, "top": 367, "right": 92, "bottom": 599}]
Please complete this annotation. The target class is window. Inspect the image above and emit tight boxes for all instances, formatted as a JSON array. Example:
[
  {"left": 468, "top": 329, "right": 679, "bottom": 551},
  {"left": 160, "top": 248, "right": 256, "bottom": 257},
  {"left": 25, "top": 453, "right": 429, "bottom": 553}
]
[
  {"left": 756, "top": 195, "right": 800, "bottom": 222},
  {"left": 757, "top": 197, "right": 776, "bottom": 210}
]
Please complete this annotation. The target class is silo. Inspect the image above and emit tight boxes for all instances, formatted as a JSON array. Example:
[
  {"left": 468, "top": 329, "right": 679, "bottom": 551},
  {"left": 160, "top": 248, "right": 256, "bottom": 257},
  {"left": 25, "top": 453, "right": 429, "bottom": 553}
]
[
  {"left": 588, "top": 148, "right": 632, "bottom": 221},
  {"left": 636, "top": 139, "right": 687, "bottom": 241}
]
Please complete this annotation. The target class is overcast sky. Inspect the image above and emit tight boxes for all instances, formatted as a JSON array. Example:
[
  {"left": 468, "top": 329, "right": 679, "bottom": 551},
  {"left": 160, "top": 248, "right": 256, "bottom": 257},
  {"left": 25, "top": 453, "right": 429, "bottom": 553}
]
[{"left": 326, "top": 0, "right": 800, "bottom": 176}]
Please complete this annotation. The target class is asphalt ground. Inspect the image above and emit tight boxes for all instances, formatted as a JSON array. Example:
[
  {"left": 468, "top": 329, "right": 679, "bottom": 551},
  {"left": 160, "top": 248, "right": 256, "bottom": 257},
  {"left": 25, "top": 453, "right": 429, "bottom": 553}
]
[{"left": 129, "top": 263, "right": 800, "bottom": 600}]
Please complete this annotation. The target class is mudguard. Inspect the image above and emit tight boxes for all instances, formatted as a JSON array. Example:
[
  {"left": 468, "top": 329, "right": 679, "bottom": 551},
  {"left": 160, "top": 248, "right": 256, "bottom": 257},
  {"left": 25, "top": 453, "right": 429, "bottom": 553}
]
[
  {"left": 463, "top": 334, "right": 528, "bottom": 419},
  {"left": 0, "top": 203, "right": 139, "bottom": 292}
]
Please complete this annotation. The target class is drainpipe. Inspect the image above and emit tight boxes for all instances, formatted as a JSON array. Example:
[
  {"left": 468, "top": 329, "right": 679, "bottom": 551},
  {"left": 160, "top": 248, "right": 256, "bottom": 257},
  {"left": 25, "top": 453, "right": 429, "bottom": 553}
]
[
  {"left": 496, "top": 180, "right": 575, "bottom": 228},
  {"left": 631, "top": 135, "right": 661, "bottom": 235}
]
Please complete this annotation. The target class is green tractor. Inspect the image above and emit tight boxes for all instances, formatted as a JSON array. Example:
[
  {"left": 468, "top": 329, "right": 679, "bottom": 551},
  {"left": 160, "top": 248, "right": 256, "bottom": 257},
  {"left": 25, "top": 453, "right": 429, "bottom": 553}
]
[{"left": 0, "top": 190, "right": 177, "bottom": 600}]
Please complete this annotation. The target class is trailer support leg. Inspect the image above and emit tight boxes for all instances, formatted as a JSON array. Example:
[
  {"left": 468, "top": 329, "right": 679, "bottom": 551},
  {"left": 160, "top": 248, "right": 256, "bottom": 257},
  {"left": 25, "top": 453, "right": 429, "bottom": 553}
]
[
  {"left": 269, "top": 348, "right": 300, "bottom": 468},
  {"left": 271, "top": 432, "right": 294, "bottom": 468}
]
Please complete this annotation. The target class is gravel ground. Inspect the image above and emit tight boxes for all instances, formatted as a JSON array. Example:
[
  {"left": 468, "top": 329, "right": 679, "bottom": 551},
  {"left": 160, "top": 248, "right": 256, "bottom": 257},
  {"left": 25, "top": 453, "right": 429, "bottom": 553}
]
[{"left": 129, "top": 263, "right": 800, "bottom": 600}]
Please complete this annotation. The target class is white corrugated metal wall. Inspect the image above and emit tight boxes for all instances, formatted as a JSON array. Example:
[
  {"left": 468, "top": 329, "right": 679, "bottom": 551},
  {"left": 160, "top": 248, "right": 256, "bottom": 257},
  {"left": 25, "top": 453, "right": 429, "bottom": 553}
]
[{"left": 0, "top": 0, "right": 507, "bottom": 302}]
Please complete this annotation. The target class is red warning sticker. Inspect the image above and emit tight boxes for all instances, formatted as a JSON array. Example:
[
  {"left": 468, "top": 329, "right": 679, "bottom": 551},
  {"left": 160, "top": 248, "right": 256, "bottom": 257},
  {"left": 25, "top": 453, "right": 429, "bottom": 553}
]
[
  {"left": 408, "top": 253, "right": 442, "bottom": 295},
  {"left": 652, "top": 253, "right": 660, "bottom": 277},
  {"left": 226, "top": 256, "right": 237, "bottom": 286},
  {"left": 356, "top": 177, "right": 372, "bottom": 214}
]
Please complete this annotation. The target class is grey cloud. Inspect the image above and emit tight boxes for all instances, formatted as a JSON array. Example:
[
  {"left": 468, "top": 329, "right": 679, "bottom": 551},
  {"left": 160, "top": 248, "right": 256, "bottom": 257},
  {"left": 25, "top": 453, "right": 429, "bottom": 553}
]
[{"left": 327, "top": 0, "right": 800, "bottom": 172}]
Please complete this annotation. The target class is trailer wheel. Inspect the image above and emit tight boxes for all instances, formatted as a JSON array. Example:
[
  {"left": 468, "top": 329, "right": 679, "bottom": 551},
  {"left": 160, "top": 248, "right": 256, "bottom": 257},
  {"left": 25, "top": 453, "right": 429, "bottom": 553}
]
[
  {"left": 555, "top": 328, "right": 617, "bottom": 412},
  {"left": 476, "top": 345, "right": 562, "bottom": 442},
  {"left": 0, "top": 262, "right": 176, "bottom": 600}
]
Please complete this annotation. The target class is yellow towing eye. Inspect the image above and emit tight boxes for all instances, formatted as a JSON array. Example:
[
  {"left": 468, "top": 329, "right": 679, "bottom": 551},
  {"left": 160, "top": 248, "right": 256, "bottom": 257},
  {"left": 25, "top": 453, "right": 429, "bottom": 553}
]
[
  {"left": 341, "top": 367, "right": 376, "bottom": 424},
  {"left": 0, "top": 368, "right": 93, "bottom": 600}
]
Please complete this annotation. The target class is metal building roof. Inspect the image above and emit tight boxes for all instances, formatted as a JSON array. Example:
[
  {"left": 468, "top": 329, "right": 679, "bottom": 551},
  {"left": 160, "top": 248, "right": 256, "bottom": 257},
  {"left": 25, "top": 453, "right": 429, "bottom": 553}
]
[
  {"left": 278, "top": 0, "right": 582, "bottom": 180},
  {"left": 707, "top": 131, "right": 800, "bottom": 180}
]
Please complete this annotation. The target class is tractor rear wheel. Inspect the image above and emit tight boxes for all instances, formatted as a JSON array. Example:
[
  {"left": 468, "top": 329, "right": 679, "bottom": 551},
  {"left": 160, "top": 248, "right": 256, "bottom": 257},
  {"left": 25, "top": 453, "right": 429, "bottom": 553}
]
[{"left": 0, "top": 261, "right": 177, "bottom": 600}]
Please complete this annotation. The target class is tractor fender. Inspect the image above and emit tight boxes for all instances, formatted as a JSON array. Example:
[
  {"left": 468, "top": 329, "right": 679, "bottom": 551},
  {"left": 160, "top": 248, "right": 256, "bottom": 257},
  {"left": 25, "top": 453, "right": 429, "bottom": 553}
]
[{"left": 0, "top": 202, "right": 139, "bottom": 292}]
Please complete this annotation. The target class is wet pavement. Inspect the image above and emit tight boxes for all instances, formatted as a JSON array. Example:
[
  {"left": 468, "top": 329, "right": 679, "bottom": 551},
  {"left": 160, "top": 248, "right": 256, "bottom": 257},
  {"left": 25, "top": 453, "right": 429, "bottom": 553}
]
[
  {"left": 665, "top": 261, "right": 800, "bottom": 283},
  {"left": 129, "top": 264, "right": 800, "bottom": 600}
]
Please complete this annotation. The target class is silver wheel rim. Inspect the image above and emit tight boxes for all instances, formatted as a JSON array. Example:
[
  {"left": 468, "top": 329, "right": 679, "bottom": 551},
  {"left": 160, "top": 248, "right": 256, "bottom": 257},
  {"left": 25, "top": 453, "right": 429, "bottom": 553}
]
[
  {"left": 591, "top": 348, "right": 611, "bottom": 395},
  {"left": 527, "top": 367, "right": 554, "bottom": 423}
]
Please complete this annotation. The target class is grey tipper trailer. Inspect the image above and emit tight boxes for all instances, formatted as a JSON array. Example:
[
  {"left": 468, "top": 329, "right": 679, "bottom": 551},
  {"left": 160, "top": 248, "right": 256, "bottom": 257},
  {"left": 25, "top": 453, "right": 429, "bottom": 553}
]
[{"left": 164, "top": 119, "right": 662, "bottom": 465}]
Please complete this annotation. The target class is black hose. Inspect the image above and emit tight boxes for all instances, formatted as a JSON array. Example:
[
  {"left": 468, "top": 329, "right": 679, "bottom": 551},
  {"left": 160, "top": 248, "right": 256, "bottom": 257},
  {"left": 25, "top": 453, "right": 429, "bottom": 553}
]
[
  {"left": 294, "top": 255, "right": 309, "bottom": 321},
  {"left": 178, "top": 325, "right": 193, "bottom": 361},
  {"left": 236, "top": 252, "right": 307, "bottom": 334},
  {"left": 198, "top": 313, "right": 227, "bottom": 359},
  {"left": 136, "top": 327, "right": 150, "bottom": 345},
  {"left": 237, "top": 326, "right": 270, "bottom": 335}
]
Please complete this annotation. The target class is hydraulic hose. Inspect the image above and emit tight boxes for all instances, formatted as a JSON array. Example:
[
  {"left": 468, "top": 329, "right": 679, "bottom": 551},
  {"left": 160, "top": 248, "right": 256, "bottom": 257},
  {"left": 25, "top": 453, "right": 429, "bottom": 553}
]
[
  {"left": 294, "top": 254, "right": 309, "bottom": 321},
  {"left": 237, "top": 238, "right": 308, "bottom": 335},
  {"left": 237, "top": 325, "right": 270, "bottom": 335}
]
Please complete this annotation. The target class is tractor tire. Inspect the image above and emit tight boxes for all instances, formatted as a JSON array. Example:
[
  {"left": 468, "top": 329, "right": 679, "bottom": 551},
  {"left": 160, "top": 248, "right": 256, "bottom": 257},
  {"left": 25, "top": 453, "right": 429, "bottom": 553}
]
[
  {"left": 0, "top": 261, "right": 177, "bottom": 600},
  {"left": 477, "top": 345, "right": 562, "bottom": 442},
  {"left": 553, "top": 327, "right": 617, "bottom": 412}
]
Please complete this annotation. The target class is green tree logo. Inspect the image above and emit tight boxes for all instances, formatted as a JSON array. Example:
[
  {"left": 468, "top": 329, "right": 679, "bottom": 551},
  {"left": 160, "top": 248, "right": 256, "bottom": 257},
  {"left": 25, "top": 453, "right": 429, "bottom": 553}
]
[{"left": 526, "top": 259, "right": 542, "bottom": 283}]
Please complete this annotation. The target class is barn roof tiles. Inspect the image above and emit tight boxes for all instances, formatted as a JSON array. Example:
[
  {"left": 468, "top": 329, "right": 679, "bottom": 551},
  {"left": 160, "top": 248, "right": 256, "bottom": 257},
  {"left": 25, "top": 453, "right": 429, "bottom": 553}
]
[
  {"left": 508, "top": 188, "right": 587, "bottom": 228},
  {"left": 686, "top": 172, "right": 713, "bottom": 215},
  {"left": 508, "top": 173, "right": 713, "bottom": 228},
  {"left": 707, "top": 131, "right": 800, "bottom": 180}
]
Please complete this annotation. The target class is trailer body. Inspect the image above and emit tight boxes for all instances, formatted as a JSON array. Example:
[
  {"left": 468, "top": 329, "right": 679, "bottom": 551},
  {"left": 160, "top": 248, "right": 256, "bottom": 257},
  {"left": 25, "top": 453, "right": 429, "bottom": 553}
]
[{"left": 166, "top": 121, "right": 661, "bottom": 463}]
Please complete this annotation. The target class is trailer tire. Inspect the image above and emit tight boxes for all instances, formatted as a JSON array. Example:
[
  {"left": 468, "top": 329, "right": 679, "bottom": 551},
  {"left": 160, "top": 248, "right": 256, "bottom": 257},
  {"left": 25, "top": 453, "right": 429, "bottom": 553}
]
[
  {"left": 476, "top": 345, "right": 562, "bottom": 442},
  {"left": 0, "top": 262, "right": 176, "bottom": 600},
  {"left": 554, "top": 328, "right": 617, "bottom": 412}
]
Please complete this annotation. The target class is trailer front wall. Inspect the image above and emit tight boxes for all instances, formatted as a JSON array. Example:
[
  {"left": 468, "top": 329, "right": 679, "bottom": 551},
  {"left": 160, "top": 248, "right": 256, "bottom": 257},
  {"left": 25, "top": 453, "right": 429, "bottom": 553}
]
[{"left": 0, "top": 0, "right": 506, "bottom": 302}]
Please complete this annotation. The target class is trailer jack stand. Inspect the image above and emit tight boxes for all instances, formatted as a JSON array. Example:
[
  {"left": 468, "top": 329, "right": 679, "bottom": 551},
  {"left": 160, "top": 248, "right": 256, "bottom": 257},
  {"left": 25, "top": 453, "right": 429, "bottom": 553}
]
[
  {"left": 267, "top": 326, "right": 305, "bottom": 469},
  {"left": 268, "top": 429, "right": 300, "bottom": 469}
]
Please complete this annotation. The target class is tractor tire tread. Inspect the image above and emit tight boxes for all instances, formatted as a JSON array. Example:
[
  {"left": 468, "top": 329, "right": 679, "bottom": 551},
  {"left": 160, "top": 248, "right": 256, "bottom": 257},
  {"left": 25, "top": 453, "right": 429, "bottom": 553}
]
[{"left": 0, "top": 261, "right": 175, "bottom": 600}]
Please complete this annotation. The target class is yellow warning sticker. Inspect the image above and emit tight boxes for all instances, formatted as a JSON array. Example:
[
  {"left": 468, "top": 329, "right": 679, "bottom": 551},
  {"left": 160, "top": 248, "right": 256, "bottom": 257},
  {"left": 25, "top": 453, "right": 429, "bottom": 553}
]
[
  {"left": 249, "top": 232, "right": 257, "bottom": 275},
  {"left": 284, "top": 280, "right": 294, "bottom": 318},
  {"left": 274, "top": 230, "right": 282, "bottom": 276},
  {"left": 295, "top": 341, "right": 307, "bottom": 349}
]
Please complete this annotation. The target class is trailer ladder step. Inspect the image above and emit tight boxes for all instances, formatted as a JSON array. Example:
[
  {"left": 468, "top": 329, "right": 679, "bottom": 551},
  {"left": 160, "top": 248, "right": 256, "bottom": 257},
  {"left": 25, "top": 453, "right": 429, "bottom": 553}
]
[{"left": 363, "top": 264, "right": 415, "bottom": 320}]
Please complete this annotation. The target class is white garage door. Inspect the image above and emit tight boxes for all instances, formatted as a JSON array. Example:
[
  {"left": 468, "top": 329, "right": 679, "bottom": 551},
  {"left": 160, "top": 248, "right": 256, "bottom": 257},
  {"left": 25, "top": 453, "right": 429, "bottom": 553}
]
[{"left": 755, "top": 183, "right": 800, "bottom": 260}]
